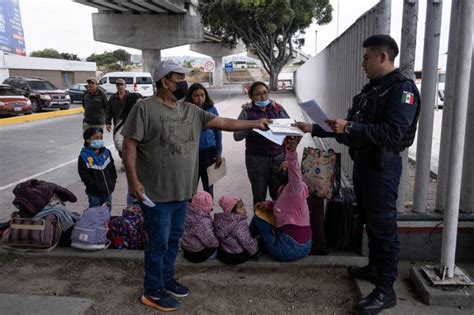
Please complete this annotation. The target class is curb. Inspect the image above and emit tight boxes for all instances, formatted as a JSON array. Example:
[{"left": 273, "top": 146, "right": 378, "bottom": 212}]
[{"left": 0, "top": 107, "right": 84, "bottom": 126}]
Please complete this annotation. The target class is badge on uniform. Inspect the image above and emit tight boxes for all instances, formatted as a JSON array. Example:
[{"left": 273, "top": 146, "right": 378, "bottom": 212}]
[{"left": 402, "top": 91, "right": 415, "bottom": 106}]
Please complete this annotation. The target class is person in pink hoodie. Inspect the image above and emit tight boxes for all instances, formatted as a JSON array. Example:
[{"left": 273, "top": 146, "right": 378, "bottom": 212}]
[
  {"left": 249, "top": 136, "right": 312, "bottom": 262},
  {"left": 181, "top": 191, "right": 219, "bottom": 263},
  {"left": 214, "top": 196, "right": 260, "bottom": 265}
]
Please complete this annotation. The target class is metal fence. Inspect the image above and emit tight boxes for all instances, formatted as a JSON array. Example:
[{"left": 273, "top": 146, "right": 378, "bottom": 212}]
[{"left": 294, "top": 3, "right": 384, "bottom": 180}]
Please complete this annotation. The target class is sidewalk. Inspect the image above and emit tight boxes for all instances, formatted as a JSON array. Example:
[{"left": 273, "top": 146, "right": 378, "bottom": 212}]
[{"left": 0, "top": 92, "right": 472, "bottom": 314}]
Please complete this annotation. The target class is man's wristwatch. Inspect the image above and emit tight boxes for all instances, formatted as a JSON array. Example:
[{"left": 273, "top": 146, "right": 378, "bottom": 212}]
[{"left": 344, "top": 122, "right": 353, "bottom": 134}]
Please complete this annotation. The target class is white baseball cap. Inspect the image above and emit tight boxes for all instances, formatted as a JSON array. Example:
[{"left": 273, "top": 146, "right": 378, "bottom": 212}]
[{"left": 153, "top": 60, "right": 191, "bottom": 82}]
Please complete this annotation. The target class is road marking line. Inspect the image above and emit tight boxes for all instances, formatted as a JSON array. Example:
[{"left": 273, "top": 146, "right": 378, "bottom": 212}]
[
  {"left": 0, "top": 145, "right": 115, "bottom": 191},
  {"left": 0, "top": 158, "right": 77, "bottom": 191}
]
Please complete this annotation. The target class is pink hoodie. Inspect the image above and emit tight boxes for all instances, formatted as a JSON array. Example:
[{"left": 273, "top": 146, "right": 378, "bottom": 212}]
[{"left": 271, "top": 150, "right": 310, "bottom": 228}]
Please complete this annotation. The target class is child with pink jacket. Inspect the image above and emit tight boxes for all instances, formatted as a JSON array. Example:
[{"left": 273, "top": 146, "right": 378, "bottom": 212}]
[
  {"left": 181, "top": 192, "right": 219, "bottom": 263},
  {"left": 249, "top": 136, "right": 312, "bottom": 262},
  {"left": 213, "top": 196, "right": 259, "bottom": 265}
]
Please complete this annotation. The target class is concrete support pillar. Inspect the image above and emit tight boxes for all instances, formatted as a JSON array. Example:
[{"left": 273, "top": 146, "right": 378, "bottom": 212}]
[
  {"left": 412, "top": 0, "right": 443, "bottom": 213},
  {"left": 376, "top": 0, "right": 391, "bottom": 34},
  {"left": 436, "top": 0, "right": 461, "bottom": 211},
  {"left": 397, "top": 0, "right": 418, "bottom": 213},
  {"left": 142, "top": 49, "right": 161, "bottom": 77},
  {"left": 212, "top": 56, "right": 224, "bottom": 86},
  {"left": 440, "top": 0, "right": 472, "bottom": 279}
]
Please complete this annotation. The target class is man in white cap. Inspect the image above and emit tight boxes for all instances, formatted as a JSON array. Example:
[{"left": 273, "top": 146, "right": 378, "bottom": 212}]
[{"left": 121, "top": 60, "right": 270, "bottom": 312}]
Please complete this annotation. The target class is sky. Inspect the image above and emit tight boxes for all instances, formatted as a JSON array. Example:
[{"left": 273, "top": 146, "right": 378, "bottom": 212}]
[{"left": 18, "top": 0, "right": 451, "bottom": 69}]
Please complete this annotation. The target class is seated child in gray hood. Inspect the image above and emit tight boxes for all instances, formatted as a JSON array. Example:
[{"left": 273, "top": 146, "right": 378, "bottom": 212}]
[
  {"left": 181, "top": 191, "right": 219, "bottom": 263},
  {"left": 213, "top": 195, "right": 259, "bottom": 265}
]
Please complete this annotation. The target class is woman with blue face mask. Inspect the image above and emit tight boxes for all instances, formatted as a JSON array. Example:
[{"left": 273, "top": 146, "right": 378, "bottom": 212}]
[
  {"left": 234, "top": 81, "right": 290, "bottom": 205},
  {"left": 78, "top": 127, "right": 117, "bottom": 211}
]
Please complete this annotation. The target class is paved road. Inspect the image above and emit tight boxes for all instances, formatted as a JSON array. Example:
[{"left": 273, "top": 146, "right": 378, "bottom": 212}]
[{"left": 0, "top": 85, "right": 243, "bottom": 189}]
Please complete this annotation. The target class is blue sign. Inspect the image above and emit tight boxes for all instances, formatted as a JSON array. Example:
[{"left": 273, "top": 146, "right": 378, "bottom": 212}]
[
  {"left": 0, "top": 0, "right": 26, "bottom": 55},
  {"left": 225, "top": 62, "right": 233, "bottom": 73}
]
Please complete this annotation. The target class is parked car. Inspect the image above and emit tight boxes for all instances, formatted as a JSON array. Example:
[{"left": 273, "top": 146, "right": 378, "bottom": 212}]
[
  {"left": 2, "top": 76, "right": 71, "bottom": 112},
  {"left": 66, "top": 83, "right": 108, "bottom": 103},
  {"left": 0, "top": 84, "right": 32, "bottom": 116},
  {"left": 98, "top": 72, "right": 154, "bottom": 97}
]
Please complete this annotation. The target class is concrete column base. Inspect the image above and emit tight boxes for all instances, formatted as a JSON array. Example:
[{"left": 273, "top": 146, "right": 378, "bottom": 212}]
[
  {"left": 410, "top": 266, "right": 474, "bottom": 306},
  {"left": 142, "top": 49, "right": 161, "bottom": 76}
]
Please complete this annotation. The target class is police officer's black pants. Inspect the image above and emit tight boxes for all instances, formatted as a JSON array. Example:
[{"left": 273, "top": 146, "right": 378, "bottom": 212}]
[
  {"left": 353, "top": 151, "right": 401, "bottom": 289},
  {"left": 245, "top": 153, "right": 285, "bottom": 205}
]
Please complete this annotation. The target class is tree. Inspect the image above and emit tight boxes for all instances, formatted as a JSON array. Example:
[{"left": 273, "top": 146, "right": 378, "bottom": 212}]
[
  {"left": 112, "top": 49, "right": 131, "bottom": 65},
  {"left": 60, "top": 52, "right": 80, "bottom": 61},
  {"left": 87, "top": 49, "right": 131, "bottom": 66},
  {"left": 198, "top": 0, "right": 332, "bottom": 90},
  {"left": 30, "top": 48, "right": 62, "bottom": 59},
  {"left": 30, "top": 49, "right": 81, "bottom": 60}
]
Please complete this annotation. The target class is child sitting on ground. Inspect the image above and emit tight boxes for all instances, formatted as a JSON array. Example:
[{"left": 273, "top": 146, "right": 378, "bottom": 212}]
[
  {"left": 214, "top": 196, "right": 259, "bottom": 265},
  {"left": 250, "top": 136, "right": 312, "bottom": 262},
  {"left": 181, "top": 191, "right": 219, "bottom": 263},
  {"left": 78, "top": 127, "right": 117, "bottom": 212}
]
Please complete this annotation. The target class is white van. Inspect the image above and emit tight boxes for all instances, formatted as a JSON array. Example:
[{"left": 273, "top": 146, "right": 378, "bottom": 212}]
[{"left": 98, "top": 72, "right": 154, "bottom": 97}]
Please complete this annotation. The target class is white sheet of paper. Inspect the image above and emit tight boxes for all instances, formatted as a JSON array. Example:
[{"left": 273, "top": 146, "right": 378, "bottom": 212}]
[
  {"left": 207, "top": 157, "right": 227, "bottom": 186},
  {"left": 310, "top": 102, "right": 332, "bottom": 132},
  {"left": 142, "top": 193, "right": 156, "bottom": 207},
  {"left": 253, "top": 129, "right": 286, "bottom": 145},
  {"left": 268, "top": 118, "right": 305, "bottom": 136}
]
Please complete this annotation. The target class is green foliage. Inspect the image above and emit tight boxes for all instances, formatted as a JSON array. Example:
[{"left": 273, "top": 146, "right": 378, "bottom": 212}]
[
  {"left": 86, "top": 49, "right": 131, "bottom": 66},
  {"left": 182, "top": 60, "right": 194, "bottom": 69},
  {"left": 30, "top": 49, "right": 62, "bottom": 59},
  {"left": 60, "top": 52, "right": 80, "bottom": 61},
  {"left": 198, "top": 0, "right": 332, "bottom": 89}
]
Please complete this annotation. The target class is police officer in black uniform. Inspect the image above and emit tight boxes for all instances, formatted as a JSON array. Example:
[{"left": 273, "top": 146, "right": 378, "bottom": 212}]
[{"left": 297, "top": 34, "right": 420, "bottom": 313}]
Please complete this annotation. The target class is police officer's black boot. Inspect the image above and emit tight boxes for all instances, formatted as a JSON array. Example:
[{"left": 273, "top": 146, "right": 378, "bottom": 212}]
[
  {"left": 355, "top": 282, "right": 397, "bottom": 314},
  {"left": 347, "top": 265, "right": 379, "bottom": 285}
]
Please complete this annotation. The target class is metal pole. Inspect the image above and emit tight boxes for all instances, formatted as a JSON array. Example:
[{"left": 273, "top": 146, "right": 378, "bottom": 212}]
[
  {"left": 376, "top": 0, "right": 392, "bottom": 35},
  {"left": 436, "top": 0, "right": 461, "bottom": 211},
  {"left": 440, "top": 0, "right": 473, "bottom": 279},
  {"left": 397, "top": 0, "right": 419, "bottom": 213},
  {"left": 412, "top": 0, "right": 443, "bottom": 213},
  {"left": 460, "top": 69, "right": 474, "bottom": 214},
  {"left": 315, "top": 29, "right": 318, "bottom": 56}
]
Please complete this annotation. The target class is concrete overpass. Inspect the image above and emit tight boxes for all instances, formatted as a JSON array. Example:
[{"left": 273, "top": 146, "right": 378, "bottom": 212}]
[{"left": 75, "top": 0, "right": 310, "bottom": 85}]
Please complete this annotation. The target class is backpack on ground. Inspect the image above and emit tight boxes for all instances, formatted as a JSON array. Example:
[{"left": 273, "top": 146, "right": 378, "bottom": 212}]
[
  {"left": 71, "top": 205, "right": 110, "bottom": 250},
  {"left": 109, "top": 204, "right": 147, "bottom": 250},
  {"left": 2, "top": 213, "right": 61, "bottom": 251}
]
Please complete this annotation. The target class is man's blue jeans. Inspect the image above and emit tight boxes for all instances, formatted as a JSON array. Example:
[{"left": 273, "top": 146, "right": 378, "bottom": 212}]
[
  {"left": 250, "top": 216, "right": 311, "bottom": 262},
  {"left": 141, "top": 200, "right": 187, "bottom": 296}
]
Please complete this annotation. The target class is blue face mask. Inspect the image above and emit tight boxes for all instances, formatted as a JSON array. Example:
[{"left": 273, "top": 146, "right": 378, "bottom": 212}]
[
  {"left": 254, "top": 99, "right": 271, "bottom": 107},
  {"left": 90, "top": 139, "right": 104, "bottom": 149}
]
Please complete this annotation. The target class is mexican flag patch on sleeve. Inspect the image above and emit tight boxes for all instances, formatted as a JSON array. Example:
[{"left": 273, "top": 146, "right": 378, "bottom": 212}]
[{"left": 401, "top": 91, "right": 415, "bottom": 105}]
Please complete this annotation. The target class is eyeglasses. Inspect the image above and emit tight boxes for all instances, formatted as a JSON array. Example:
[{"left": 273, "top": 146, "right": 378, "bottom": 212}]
[
  {"left": 287, "top": 136, "right": 297, "bottom": 140},
  {"left": 252, "top": 91, "right": 269, "bottom": 97}
]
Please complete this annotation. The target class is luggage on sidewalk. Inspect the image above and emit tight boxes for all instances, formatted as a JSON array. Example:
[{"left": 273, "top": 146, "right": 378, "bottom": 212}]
[
  {"left": 71, "top": 204, "right": 110, "bottom": 250},
  {"left": 307, "top": 195, "right": 328, "bottom": 255},
  {"left": 2, "top": 213, "right": 61, "bottom": 251},
  {"left": 324, "top": 187, "right": 362, "bottom": 253},
  {"left": 108, "top": 204, "right": 147, "bottom": 250}
]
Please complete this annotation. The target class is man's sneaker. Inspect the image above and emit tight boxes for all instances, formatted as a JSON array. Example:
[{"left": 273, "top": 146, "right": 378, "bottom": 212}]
[
  {"left": 355, "top": 287, "right": 397, "bottom": 313},
  {"left": 141, "top": 289, "right": 180, "bottom": 312},
  {"left": 347, "top": 265, "right": 379, "bottom": 285},
  {"left": 164, "top": 278, "right": 190, "bottom": 298}
]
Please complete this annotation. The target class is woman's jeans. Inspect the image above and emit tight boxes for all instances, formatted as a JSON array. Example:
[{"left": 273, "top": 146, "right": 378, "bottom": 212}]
[
  {"left": 250, "top": 216, "right": 311, "bottom": 262},
  {"left": 141, "top": 200, "right": 187, "bottom": 296},
  {"left": 245, "top": 153, "right": 285, "bottom": 204},
  {"left": 87, "top": 193, "right": 112, "bottom": 211}
]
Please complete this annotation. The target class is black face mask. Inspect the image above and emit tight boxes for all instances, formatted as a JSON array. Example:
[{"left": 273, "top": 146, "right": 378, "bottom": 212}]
[{"left": 172, "top": 80, "right": 188, "bottom": 100}]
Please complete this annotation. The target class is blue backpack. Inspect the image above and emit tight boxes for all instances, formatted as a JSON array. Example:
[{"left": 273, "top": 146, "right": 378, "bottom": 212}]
[
  {"left": 71, "top": 205, "right": 110, "bottom": 250},
  {"left": 109, "top": 204, "right": 147, "bottom": 250}
]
